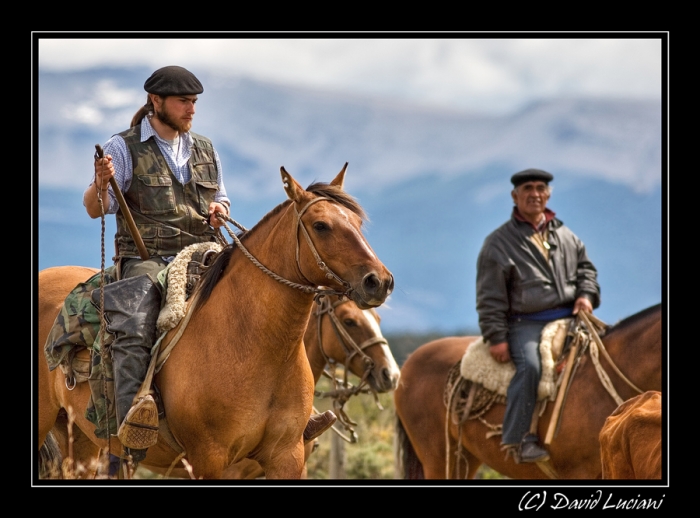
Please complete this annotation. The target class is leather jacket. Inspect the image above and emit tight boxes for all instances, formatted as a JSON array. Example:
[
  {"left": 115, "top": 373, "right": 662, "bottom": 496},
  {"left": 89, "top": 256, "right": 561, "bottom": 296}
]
[{"left": 476, "top": 209, "right": 600, "bottom": 344}]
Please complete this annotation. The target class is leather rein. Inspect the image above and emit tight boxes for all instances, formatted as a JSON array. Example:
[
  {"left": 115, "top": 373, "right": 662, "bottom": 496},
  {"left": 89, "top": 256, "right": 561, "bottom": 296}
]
[
  {"left": 155, "top": 196, "right": 360, "bottom": 370},
  {"left": 214, "top": 196, "right": 354, "bottom": 302}
]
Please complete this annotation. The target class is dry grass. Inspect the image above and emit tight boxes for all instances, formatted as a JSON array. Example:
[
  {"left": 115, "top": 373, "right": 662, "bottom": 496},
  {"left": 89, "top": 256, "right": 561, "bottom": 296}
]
[{"left": 37, "top": 406, "right": 147, "bottom": 481}]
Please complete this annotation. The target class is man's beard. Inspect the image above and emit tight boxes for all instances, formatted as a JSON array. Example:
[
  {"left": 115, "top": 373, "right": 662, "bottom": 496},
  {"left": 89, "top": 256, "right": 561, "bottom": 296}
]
[{"left": 154, "top": 105, "right": 191, "bottom": 134}]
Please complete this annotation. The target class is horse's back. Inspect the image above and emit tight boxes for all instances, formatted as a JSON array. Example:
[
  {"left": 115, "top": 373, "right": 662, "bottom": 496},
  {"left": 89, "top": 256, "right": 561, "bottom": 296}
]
[
  {"left": 600, "top": 390, "right": 662, "bottom": 479},
  {"left": 400, "top": 336, "right": 473, "bottom": 378},
  {"left": 39, "top": 265, "right": 98, "bottom": 292},
  {"left": 39, "top": 266, "right": 99, "bottom": 333}
]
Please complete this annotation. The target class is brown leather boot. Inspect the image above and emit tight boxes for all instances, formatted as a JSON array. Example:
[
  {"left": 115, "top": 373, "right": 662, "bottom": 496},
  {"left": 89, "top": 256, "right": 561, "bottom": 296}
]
[
  {"left": 303, "top": 410, "right": 337, "bottom": 442},
  {"left": 93, "top": 274, "right": 162, "bottom": 451},
  {"left": 518, "top": 434, "right": 550, "bottom": 463}
]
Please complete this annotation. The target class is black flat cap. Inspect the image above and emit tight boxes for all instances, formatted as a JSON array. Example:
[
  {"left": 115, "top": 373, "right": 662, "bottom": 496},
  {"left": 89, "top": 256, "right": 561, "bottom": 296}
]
[
  {"left": 144, "top": 66, "right": 203, "bottom": 96},
  {"left": 511, "top": 168, "right": 554, "bottom": 187}
]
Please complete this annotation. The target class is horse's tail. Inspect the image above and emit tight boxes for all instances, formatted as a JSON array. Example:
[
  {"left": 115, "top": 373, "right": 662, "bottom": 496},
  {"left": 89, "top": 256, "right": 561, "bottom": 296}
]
[
  {"left": 38, "top": 431, "right": 64, "bottom": 479},
  {"left": 395, "top": 414, "right": 425, "bottom": 479}
]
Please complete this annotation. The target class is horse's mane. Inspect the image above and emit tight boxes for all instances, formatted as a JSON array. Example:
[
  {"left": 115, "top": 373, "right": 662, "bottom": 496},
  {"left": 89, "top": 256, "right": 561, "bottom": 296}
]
[
  {"left": 193, "top": 182, "right": 367, "bottom": 311},
  {"left": 607, "top": 303, "right": 662, "bottom": 335},
  {"left": 306, "top": 181, "right": 368, "bottom": 223}
]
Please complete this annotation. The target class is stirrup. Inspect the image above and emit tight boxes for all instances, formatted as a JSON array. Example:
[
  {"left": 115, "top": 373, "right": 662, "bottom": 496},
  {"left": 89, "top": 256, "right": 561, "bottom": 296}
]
[{"left": 118, "top": 395, "right": 159, "bottom": 450}]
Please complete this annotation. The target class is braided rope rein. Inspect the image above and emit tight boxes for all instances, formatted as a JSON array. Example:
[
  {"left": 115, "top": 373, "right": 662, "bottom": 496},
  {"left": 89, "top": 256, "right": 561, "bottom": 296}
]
[{"left": 213, "top": 196, "right": 354, "bottom": 302}]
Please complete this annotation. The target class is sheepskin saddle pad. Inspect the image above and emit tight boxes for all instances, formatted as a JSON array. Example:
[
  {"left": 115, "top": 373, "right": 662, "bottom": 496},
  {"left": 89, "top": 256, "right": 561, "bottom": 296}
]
[
  {"left": 156, "top": 241, "right": 223, "bottom": 334},
  {"left": 459, "top": 318, "right": 572, "bottom": 401}
]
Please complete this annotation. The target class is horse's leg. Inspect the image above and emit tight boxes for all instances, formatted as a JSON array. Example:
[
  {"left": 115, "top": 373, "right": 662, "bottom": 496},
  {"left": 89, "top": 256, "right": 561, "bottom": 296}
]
[
  {"left": 182, "top": 441, "right": 235, "bottom": 480},
  {"left": 300, "top": 440, "right": 315, "bottom": 479},
  {"left": 458, "top": 443, "right": 483, "bottom": 479},
  {"left": 52, "top": 414, "right": 107, "bottom": 479},
  {"left": 185, "top": 447, "right": 305, "bottom": 480},
  {"left": 220, "top": 459, "right": 265, "bottom": 480},
  {"left": 466, "top": 454, "right": 483, "bottom": 479},
  {"left": 38, "top": 430, "right": 63, "bottom": 479},
  {"left": 37, "top": 359, "right": 61, "bottom": 450},
  {"left": 257, "top": 441, "right": 306, "bottom": 480},
  {"left": 423, "top": 423, "right": 484, "bottom": 480},
  {"left": 412, "top": 420, "right": 447, "bottom": 479},
  {"left": 218, "top": 440, "right": 310, "bottom": 479},
  {"left": 395, "top": 359, "right": 451, "bottom": 479}
]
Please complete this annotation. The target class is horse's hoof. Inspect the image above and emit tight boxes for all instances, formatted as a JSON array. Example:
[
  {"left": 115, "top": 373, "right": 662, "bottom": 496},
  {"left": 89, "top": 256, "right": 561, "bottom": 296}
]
[{"left": 118, "top": 395, "right": 159, "bottom": 450}]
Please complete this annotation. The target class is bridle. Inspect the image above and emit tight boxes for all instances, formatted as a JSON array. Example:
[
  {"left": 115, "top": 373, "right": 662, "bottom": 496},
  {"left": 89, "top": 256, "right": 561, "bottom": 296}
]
[
  {"left": 215, "top": 196, "right": 355, "bottom": 302},
  {"left": 294, "top": 197, "right": 353, "bottom": 296},
  {"left": 312, "top": 296, "right": 389, "bottom": 443}
]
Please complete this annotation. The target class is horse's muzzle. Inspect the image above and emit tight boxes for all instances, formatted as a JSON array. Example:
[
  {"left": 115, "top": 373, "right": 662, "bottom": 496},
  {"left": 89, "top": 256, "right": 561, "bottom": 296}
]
[{"left": 352, "top": 271, "right": 394, "bottom": 309}]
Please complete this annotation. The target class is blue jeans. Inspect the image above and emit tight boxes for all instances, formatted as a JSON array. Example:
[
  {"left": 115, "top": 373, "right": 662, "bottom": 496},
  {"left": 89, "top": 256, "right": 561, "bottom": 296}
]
[{"left": 501, "top": 319, "right": 548, "bottom": 445}]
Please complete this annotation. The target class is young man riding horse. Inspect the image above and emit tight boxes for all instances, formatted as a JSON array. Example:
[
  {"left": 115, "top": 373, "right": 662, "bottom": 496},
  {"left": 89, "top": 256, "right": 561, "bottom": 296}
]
[
  {"left": 476, "top": 168, "right": 600, "bottom": 463},
  {"left": 46, "top": 65, "right": 336, "bottom": 463}
]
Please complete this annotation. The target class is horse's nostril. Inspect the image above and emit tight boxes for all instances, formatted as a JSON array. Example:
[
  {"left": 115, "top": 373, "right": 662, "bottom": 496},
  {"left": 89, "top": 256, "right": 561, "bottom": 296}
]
[
  {"left": 381, "top": 368, "right": 391, "bottom": 383},
  {"left": 363, "top": 273, "right": 379, "bottom": 291}
]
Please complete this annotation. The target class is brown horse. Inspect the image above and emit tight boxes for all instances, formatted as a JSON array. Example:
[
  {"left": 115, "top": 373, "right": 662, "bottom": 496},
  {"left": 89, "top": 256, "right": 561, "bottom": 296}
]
[
  {"left": 305, "top": 295, "right": 400, "bottom": 426},
  {"left": 44, "top": 294, "right": 400, "bottom": 479},
  {"left": 38, "top": 164, "right": 394, "bottom": 480},
  {"left": 599, "top": 390, "right": 662, "bottom": 480},
  {"left": 394, "top": 304, "right": 662, "bottom": 480}
]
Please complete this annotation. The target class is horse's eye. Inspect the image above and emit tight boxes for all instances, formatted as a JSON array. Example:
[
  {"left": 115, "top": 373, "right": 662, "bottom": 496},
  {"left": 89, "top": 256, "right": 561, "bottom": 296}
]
[
  {"left": 343, "top": 319, "right": 357, "bottom": 327},
  {"left": 313, "top": 222, "right": 329, "bottom": 232}
]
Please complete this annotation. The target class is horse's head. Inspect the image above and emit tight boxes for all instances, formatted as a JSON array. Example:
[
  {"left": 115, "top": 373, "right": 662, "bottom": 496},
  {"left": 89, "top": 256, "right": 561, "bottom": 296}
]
[
  {"left": 311, "top": 296, "right": 400, "bottom": 393},
  {"left": 281, "top": 164, "right": 394, "bottom": 309}
]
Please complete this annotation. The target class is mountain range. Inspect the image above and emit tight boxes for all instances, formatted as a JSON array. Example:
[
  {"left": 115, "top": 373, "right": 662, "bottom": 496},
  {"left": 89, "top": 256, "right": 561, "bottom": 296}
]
[{"left": 35, "top": 67, "right": 665, "bottom": 333}]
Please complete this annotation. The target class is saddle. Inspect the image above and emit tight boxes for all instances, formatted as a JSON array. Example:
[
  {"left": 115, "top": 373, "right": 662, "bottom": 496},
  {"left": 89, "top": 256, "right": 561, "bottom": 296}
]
[
  {"left": 444, "top": 318, "right": 574, "bottom": 435},
  {"left": 44, "top": 242, "right": 223, "bottom": 441},
  {"left": 445, "top": 315, "right": 608, "bottom": 437}
]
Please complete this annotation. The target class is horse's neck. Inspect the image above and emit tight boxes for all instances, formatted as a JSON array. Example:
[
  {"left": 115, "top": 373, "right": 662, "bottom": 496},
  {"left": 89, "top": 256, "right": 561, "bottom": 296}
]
[
  {"left": 599, "top": 315, "right": 662, "bottom": 397},
  {"left": 216, "top": 205, "right": 316, "bottom": 348}
]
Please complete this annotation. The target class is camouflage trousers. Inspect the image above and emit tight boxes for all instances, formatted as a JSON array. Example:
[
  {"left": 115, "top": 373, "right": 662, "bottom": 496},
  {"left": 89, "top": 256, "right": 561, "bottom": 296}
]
[{"left": 43, "top": 266, "right": 119, "bottom": 439}]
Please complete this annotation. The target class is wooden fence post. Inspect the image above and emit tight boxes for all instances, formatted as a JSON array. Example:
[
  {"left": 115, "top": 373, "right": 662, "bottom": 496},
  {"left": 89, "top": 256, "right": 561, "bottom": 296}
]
[{"left": 329, "top": 431, "right": 346, "bottom": 479}]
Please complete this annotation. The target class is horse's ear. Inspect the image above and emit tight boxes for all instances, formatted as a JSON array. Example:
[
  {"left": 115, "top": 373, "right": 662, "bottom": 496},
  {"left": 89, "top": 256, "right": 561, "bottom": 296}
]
[
  {"left": 281, "top": 166, "right": 304, "bottom": 203},
  {"left": 330, "top": 162, "right": 348, "bottom": 190}
]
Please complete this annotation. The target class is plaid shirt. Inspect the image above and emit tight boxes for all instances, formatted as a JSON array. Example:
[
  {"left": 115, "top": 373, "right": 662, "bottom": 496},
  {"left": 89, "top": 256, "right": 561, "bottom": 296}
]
[{"left": 90, "top": 115, "right": 230, "bottom": 214}]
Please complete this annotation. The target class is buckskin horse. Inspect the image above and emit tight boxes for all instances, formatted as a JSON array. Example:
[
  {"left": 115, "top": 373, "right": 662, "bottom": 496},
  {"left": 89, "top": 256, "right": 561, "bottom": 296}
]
[
  {"left": 37, "top": 164, "right": 394, "bottom": 480},
  {"left": 394, "top": 303, "right": 662, "bottom": 480},
  {"left": 43, "top": 294, "right": 400, "bottom": 479}
]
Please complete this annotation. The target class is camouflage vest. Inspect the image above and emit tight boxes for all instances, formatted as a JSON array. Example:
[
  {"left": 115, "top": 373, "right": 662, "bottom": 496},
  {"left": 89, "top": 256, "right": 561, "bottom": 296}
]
[{"left": 114, "top": 125, "right": 219, "bottom": 260}]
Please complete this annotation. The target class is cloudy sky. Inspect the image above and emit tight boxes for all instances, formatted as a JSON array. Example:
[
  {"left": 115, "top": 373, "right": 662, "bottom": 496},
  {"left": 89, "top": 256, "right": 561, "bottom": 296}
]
[{"left": 35, "top": 34, "right": 664, "bottom": 115}]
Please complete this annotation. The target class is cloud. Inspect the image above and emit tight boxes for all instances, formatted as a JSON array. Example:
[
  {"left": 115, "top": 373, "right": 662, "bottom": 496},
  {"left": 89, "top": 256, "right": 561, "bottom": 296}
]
[{"left": 35, "top": 35, "right": 663, "bottom": 115}]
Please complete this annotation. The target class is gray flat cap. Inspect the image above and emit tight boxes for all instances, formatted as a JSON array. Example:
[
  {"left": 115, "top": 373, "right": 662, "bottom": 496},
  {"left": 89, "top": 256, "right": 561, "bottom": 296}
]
[
  {"left": 144, "top": 66, "right": 203, "bottom": 96},
  {"left": 511, "top": 168, "right": 554, "bottom": 187}
]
